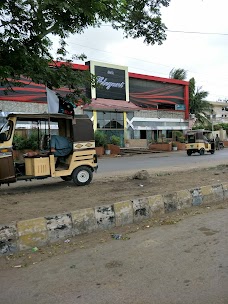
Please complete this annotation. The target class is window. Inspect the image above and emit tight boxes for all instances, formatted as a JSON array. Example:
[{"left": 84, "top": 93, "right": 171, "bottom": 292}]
[
  {"left": 97, "top": 111, "right": 124, "bottom": 129},
  {"left": 83, "top": 110, "right": 93, "bottom": 119}
]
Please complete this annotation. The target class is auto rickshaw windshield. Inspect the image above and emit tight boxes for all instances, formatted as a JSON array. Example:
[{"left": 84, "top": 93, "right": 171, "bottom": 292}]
[{"left": 0, "top": 120, "right": 13, "bottom": 142}]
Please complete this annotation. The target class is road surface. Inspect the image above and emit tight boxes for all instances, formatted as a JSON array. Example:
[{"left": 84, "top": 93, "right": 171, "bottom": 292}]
[{"left": 96, "top": 149, "right": 228, "bottom": 178}]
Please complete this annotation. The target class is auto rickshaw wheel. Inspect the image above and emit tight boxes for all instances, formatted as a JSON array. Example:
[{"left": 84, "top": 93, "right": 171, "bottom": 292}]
[
  {"left": 210, "top": 150, "right": 215, "bottom": 154},
  {"left": 72, "top": 166, "right": 93, "bottom": 186},
  {"left": 60, "top": 175, "right": 72, "bottom": 181},
  {"left": 199, "top": 148, "right": 205, "bottom": 155},
  {"left": 187, "top": 150, "right": 192, "bottom": 156}
]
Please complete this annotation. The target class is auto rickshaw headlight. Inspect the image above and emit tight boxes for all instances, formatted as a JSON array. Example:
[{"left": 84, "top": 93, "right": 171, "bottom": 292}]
[{"left": 0, "top": 148, "right": 12, "bottom": 156}]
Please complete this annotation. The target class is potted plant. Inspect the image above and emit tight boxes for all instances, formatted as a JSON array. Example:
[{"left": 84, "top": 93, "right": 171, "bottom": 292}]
[
  {"left": 172, "top": 142, "right": 178, "bottom": 151},
  {"left": 110, "top": 135, "right": 121, "bottom": 146},
  {"left": 107, "top": 135, "right": 121, "bottom": 155},
  {"left": 104, "top": 144, "right": 111, "bottom": 155},
  {"left": 94, "top": 131, "right": 107, "bottom": 156}
]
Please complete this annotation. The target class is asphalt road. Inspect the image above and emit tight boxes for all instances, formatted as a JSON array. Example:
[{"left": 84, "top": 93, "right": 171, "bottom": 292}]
[
  {"left": 1, "top": 149, "right": 228, "bottom": 190},
  {"left": 95, "top": 149, "right": 228, "bottom": 178},
  {"left": 0, "top": 207, "right": 227, "bottom": 304}
]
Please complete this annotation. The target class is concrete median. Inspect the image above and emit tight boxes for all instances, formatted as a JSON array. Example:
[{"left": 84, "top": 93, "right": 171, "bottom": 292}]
[{"left": 0, "top": 182, "right": 227, "bottom": 255}]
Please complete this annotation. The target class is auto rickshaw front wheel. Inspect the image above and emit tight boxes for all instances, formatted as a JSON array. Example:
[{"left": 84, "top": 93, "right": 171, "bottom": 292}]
[
  {"left": 210, "top": 150, "right": 215, "bottom": 154},
  {"left": 187, "top": 150, "right": 192, "bottom": 156},
  {"left": 72, "top": 166, "right": 93, "bottom": 186}
]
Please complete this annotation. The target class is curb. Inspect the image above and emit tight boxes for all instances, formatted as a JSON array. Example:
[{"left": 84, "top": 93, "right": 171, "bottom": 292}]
[{"left": 1, "top": 182, "right": 227, "bottom": 255}]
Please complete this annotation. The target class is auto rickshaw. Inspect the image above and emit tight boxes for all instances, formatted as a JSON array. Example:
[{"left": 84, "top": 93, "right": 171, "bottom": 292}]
[
  {"left": 185, "top": 129, "right": 215, "bottom": 156},
  {"left": 0, "top": 113, "right": 98, "bottom": 186}
]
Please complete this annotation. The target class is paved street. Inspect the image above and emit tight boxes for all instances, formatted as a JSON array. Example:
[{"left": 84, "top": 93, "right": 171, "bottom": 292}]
[
  {"left": 1, "top": 149, "right": 228, "bottom": 190},
  {"left": 96, "top": 149, "right": 228, "bottom": 178},
  {"left": 0, "top": 207, "right": 227, "bottom": 304}
]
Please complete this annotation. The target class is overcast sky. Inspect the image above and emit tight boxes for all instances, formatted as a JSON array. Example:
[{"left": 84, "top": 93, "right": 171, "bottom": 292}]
[{"left": 51, "top": 0, "right": 228, "bottom": 102}]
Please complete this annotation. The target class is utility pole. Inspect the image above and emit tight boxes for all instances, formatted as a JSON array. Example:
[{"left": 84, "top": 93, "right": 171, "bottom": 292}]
[{"left": 211, "top": 109, "right": 214, "bottom": 132}]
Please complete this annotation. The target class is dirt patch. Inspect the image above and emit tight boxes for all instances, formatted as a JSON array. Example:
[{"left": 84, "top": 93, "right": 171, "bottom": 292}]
[{"left": 0, "top": 164, "right": 228, "bottom": 224}]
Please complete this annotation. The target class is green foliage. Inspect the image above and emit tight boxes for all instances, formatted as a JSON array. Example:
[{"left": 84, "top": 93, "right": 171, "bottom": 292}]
[
  {"left": 173, "top": 131, "right": 184, "bottom": 142},
  {"left": 0, "top": 0, "right": 170, "bottom": 102},
  {"left": 169, "top": 68, "right": 187, "bottom": 80},
  {"left": 169, "top": 69, "right": 211, "bottom": 124},
  {"left": 110, "top": 135, "right": 121, "bottom": 146},
  {"left": 178, "top": 136, "right": 185, "bottom": 143},
  {"left": 13, "top": 134, "right": 27, "bottom": 150},
  {"left": 13, "top": 130, "right": 40, "bottom": 150},
  {"left": 214, "top": 123, "right": 228, "bottom": 131},
  {"left": 192, "top": 122, "right": 210, "bottom": 130},
  {"left": 189, "top": 78, "right": 212, "bottom": 124},
  {"left": 94, "top": 130, "right": 108, "bottom": 147}
]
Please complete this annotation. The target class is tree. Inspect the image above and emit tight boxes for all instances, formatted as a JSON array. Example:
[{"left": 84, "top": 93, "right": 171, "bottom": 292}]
[
  {"left": 0, "top": 0, "right": 170, "bottom": 104},
  {"left": 169, "top": 68, "right": 212, "bottom": 124},
  {"left": 169, "top": 68, "right": 187, "bottom": 80},
  {"left": 188, "top": 77, "right": 212, "bottom": 124}
]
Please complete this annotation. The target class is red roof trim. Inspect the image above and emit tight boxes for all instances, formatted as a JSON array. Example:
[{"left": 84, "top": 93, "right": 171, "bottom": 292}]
[
  {"left": 51, "top": 61, "right": 89, "bottom": 71},
  {"left": 129, "top": 72, "right": 189, "bottom": 85}
]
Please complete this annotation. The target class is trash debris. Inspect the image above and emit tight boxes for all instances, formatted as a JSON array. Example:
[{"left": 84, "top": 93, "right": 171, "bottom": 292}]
[
  {"left": 139, "top": 184, "right": 144, "bottom": 187},
  {"left": 111, "top": 234, "right": 130, "bottom": 240},
  {"left": 146, "top": 225, "right": 150, "bottom": 228},
  {"left": 111, "top": 234, "right": 122, "bottom": 240},
  {"left": 13, "top": 265, "right": 22, "bottom": 268},
  {"left": 64, "top": 239, "right": 70, "bottom": 243},
  {"left": 32, "top": 247, "right": 38, "bottom": 252}
]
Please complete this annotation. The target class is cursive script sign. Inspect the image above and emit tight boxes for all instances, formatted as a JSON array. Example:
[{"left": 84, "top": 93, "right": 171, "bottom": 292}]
[{"left": 97, "top": 76, "right": 125, "bottom": 90}]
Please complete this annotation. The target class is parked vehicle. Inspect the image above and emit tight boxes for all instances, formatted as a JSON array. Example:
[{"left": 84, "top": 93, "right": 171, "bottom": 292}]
[
  {"left": 185, "top": 129, "right": 215, "bottom": 156},
  {"left": 0, "top": 113, "right": 98, "bottom": 186}
]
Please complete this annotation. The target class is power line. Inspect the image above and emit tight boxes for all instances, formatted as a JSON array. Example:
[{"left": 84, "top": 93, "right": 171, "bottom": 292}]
[
  {"left": 100, "top": 24, "right": 228, "bottom": 36},
  {"left": 167, "top": 30, "right": 228, "bottom": 36},
  {"left": 66, "top": 39, "right": 228, "bottom": 81}
]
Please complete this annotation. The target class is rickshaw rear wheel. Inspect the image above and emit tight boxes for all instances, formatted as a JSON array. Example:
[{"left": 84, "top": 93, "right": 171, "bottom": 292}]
[
  {"left": 187, "top": 150, "right": 192, "bottom": 156},
  {"left": 210, "top": 150, "right": 215, "bottom": 154}
]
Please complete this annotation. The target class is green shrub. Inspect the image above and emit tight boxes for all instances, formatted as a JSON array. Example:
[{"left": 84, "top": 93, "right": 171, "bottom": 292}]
[
  {"left": 110, "top": 135, "right": 121, "bottom": 146},
  {"left": 94, "top": 130, "right": 108, "bottom": 147},
  {"left": 173, "top": 131, "right": 184, "bottom": 142},
  {"left": 13, "top": 134, "right": 27, "bottom": 150},
  {"left": 13, "top": 130, "right": 40, "bottom": 150}
]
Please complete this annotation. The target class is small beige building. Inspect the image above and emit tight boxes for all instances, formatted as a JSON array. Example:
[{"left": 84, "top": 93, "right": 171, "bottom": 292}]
[{"left": 208, "top": 101, "right": 228, "bottom": 140}]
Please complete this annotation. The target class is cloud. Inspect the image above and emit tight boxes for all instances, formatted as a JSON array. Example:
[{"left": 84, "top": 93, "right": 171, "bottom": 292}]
[{"left": 50, "top": 0, "right": 228, "bottom": 101}]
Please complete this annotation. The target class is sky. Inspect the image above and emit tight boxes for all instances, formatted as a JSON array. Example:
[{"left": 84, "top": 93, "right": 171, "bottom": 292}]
[{"left": 51, "top": 0, "right": 228, "bottom": 102}]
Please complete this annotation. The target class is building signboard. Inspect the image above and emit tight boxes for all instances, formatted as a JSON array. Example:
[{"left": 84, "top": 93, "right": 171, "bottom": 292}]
[
  {"left": 95, "top": 66, "right": 126, "bottom": 100},
  {"left": 87, "top": 61, "right": 129, "bottom": 101}
]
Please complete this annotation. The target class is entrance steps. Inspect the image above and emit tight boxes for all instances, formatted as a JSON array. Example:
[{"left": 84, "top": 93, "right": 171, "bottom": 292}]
[{"left": 120, "top": 147, "right": 164, "bottom": 156}]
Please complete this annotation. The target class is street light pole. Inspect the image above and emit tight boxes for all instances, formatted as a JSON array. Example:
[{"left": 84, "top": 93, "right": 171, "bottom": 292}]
[{"left": 211, "top": 109, "right": 214, "bottom": 133}]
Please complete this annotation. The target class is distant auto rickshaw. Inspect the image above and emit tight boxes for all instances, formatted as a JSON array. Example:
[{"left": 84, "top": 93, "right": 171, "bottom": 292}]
[{"left": 185, "top": 129, "right": 215, "bottom": 156}]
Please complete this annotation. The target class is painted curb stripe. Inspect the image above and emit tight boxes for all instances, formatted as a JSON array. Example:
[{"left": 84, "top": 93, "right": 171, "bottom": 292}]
[{"left": 0, "top": 183, "right": 225, "bottom": 255}]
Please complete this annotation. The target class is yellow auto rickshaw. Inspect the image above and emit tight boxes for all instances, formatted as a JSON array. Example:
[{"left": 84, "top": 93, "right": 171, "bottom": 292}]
[
  {"left": 0, "top": 113, "right": 98, "bottom": 186},
  {"left": 185, "top": 129, "right": 215, "bottom": 156}
]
